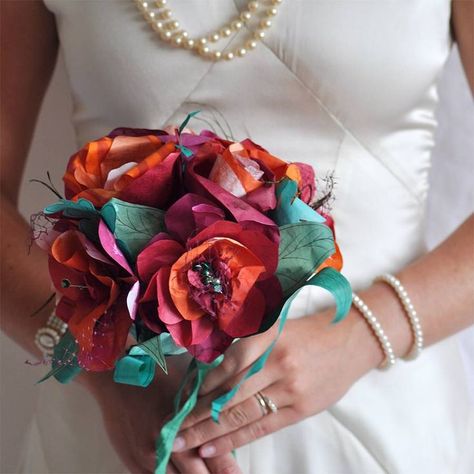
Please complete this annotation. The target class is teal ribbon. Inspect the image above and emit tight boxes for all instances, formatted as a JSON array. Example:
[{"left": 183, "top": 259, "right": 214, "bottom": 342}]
[
  {"left": 113, "top": 346, "right": 156, "bottom": 387},
  {"left": 154, "top": 356, "right": 223, "bottom": 474},
  {"left": 178, "top": 110, "right": 201, "bottom": 134},
  {"left": 210, "top": 267, "right": 351, "bottom": 421},
  {"left": 176, "top": 144, "right": 193, "bottom": 158}
]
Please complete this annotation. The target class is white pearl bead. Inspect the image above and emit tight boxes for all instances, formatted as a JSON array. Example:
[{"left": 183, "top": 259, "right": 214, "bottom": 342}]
[
  {"left": 266, "top": 7, "right": 278, "bottom": 17},
  {"left": 231, "top": 20, "right": 243, "bottom": 30},
  {"left": 160, "top": 9, "right": 172, "bottom": 19},
  {"left": 210, "top": 33, "right": 220, "bottom": 42},
  {"left": 248, "top": 1, "right": 259, "bottom": 11},
  {"left": 181, "top": 30, "right": 189, "bottom": 38},
  {"left": 185, "top": 39, "right": 195, "bottom": 49},
  {"left": 140, "top": 1, "right": 149, "bottom": 10},
  {"left": 260, "top": 19, "right": 272, "bottom": 29},
  {"left": 172, "top": 35, "right": 183, "bottom": 46},
  {"left": 160, "top": 30, "right": 173, "bottom": 41},
  {"left": 221, "top": 27, "right": 232, "bottom": 37},
  {"left": 156, "top": 0, "right": 167, "bottom": 6},
  {"left": 254, "top": 29, "right": 266, "bottom": 39},
  {"left": 241, "top": 11, "right": 252, "bottom": 22},
  {"left": 213, "top": 51, "right": 222, "bottom": 61},
  {"left": 246, "top": 40, "right": 258, "bottom": 49},
  {"left": 225, "top": 51, "right": 234, "bottom": 60},
  {"left": 166, "top": 20, "right": 179, "bottom": 30},
  {"left": 152, "top": 21, "right": 164, "bottom": 31},
  {"left": 146, "top": 11, "right": 156, "bottom": 20},
  {"left": 198, "top": 45, "right": 210, "bottom": 56},
  {"left": 237, "top": 47, "right": 247, "bottom": 57},
  {"left": 198, "top": 37, "right": 208, "bottom": 45},
  {"left": 272, "top": 0, "right": 283, "bottom": 4}
]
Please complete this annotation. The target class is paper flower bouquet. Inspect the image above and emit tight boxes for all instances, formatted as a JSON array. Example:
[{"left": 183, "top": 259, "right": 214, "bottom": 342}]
[{"left": 33, "top": 113, "right": 351, "bottom": 472}]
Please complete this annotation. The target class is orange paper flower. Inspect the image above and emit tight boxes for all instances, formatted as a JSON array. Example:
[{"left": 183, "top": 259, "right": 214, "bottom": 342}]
[{"left": 63, "top": 130, "right": 178, "bottom": 208}]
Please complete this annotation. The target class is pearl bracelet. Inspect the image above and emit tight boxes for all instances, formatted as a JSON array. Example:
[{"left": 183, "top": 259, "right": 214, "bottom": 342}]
[
  {"left": 34, "top": 312, "right": 68, "bottom": 357},
  {"left": 352, "top": 293, "right": 396, "bottom": 370},
  {"left": 375, "top": 273, "right": 423, "bottom": 360}
]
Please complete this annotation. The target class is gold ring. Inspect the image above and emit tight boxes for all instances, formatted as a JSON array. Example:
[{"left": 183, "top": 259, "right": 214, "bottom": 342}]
[
  {"left": 254, "top": 392, "right": 269, "bottom": 416},
  {"left": 262, "top": 394, "right": 278, "bottom": 414}
]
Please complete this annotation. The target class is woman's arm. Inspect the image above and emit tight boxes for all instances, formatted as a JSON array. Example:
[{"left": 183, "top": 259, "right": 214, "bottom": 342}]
[
  {"left": 1, "top": 0, "right": 59, "bottom": 355},
  {"left": 0, "top": 4, "right": 240, "bottom": 473},
  {"left": 453, "top": 0, "right": 474, "bottom": 94}
]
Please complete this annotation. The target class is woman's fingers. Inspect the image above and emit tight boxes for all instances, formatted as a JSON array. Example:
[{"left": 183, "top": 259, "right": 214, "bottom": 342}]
[
  {"left": 199, "top": 327, "right": 277, "bottom": 396},
  {"left": 175, "top": 384, "right": 287, "bottom": 452},
  {"left": 171, "top": 450, "right": 211, "bottom": 474},
  {"left": 181, "top": 362, "right": 279, "bottom": 430},
  {"left": 204, "top": 454, "right": 243, "bottom": 474},
  {"left": 166, "top": 460, "right": 179, "bottom": 474},
  {"left": 199, "top": 407, "right": 300, "bottom": 458}
]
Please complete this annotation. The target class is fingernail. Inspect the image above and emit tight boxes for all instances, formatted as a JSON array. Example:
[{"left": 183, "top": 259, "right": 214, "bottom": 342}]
[
  {"left": 172, "top": 437, "right": 185, "bottom": 452},
  {"left": 200, "top": 444, "right": 216, "bottom": 458}
]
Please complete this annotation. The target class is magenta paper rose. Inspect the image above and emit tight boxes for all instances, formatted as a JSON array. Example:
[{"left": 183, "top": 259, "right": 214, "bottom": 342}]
[{"left": 136, "top": 194, "right": 283, "bottom": 362}]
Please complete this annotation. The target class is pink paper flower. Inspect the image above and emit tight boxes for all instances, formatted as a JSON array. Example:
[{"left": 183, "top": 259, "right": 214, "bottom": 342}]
[{"left": 136, "top": 195, "right": 282, "bottom": 362}]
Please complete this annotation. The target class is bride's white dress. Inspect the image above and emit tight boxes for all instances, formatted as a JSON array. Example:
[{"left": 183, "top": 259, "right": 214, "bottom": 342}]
[{"left": 20, "top": 1, "right": 473, "bottom": 472}]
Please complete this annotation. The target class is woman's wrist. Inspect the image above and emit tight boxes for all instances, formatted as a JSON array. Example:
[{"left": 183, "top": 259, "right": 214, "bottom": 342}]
[
  {"left": 75, "top": 369, "right": 117, "bottom": 401},
  {"left": 346, "top": 281, "right": 414, "bottom": 373},
  {"left": 303, "top": 279, "right": 414, "bottom": 379}
]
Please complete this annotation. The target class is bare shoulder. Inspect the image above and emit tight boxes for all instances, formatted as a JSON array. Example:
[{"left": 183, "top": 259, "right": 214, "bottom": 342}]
[{"left": 452, "top": 0, "right": 474, "bottom": 94}]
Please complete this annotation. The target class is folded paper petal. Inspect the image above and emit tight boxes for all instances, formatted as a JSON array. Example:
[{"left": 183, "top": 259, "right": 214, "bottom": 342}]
[
  {"left": 165, "top": 194, "right": 225, "bottom": 244},
  {"left": 137, "top": 239, "right": 184, "bottom": 282}
]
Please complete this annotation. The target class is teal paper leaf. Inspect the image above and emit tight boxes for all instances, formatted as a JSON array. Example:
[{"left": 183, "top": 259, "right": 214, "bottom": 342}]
[
  {"left": 272, "top": 179, "right": 326, "bottom": 226},
  {"left": 44, "top": 198, "right": 100, "bottom": 242},
  {"left": 44, "top": 198, "right": 97, "bottom": 218},
  {"left": 137, "top": 336, "right": 168, "bottom": 374},
  {"left": 101, "top": 198, "right": 165, "bottom": 261},
  {"left": 159, "top": 333, "right": 187, "bottom": 356},
  {"left": 36, "top": 331, "right": 82, "bottom": 384},
  {"left": 276, "top": 222, "right": 335, "bottom": 296}
]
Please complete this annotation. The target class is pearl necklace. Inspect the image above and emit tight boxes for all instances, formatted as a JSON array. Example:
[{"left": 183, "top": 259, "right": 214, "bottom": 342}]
[{"left": 134, "top": 0, "right": 282, "bottom": 61}]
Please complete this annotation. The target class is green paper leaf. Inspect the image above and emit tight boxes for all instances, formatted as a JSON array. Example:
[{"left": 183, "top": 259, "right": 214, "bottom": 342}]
[
  {"left": 137, "top": 336, "right": 168, "bottom": 374},
  {"left": 276, "top": 222, "right": 335, "bottom": 296},
  {"left": 101, "top": 198, "right": 165, "bottom": 261},
  {"left": 44, "top": 198, "right": 100, "bottom": 242},
  {"left": 36, "top": 331, "right": 82, "bottom": 384}
]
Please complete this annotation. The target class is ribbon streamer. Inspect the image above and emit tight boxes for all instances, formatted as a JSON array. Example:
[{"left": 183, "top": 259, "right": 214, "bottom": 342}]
[{"left": 154, "top": 356, "right": 223, "bottom": 474}]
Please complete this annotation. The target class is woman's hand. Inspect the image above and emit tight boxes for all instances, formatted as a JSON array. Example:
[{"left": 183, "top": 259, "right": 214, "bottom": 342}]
[
  {"left": 172, "top": 309, "right": 382, "bottom": 458},
  {"left": 79, "top": 357, "right": 242, "bottom": 474}
]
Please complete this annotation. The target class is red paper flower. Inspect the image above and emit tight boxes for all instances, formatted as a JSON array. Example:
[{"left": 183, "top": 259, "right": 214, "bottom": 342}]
[
  {"left": 185, "top": 134, "right": 316, "bottom": 212},
  {"left": 48, "top": 222, "right": 136, "bottom": 371},
  {"left": 136, "top": 194, "right": 282, "bottom": 362},
  {"left": 63, "top": 129, "right": 180, "bottom": 208}
]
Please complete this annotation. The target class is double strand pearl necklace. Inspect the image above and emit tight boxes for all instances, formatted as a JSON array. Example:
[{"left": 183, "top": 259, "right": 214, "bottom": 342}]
[{"left": 134, "top": 0, "right": 283, "bottom": 61}]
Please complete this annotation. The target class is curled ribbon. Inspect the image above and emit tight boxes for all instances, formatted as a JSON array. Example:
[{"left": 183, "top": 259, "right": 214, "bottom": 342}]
[{"left": 113, "top": 346, "right": 156, "bottom": 387}]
